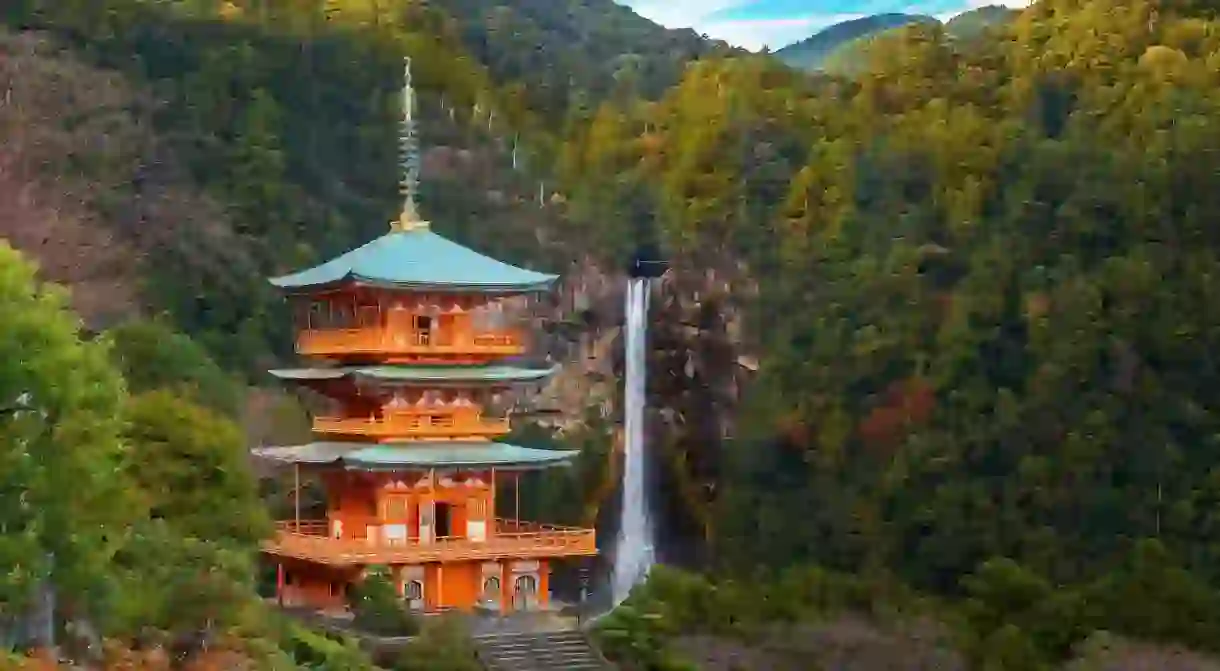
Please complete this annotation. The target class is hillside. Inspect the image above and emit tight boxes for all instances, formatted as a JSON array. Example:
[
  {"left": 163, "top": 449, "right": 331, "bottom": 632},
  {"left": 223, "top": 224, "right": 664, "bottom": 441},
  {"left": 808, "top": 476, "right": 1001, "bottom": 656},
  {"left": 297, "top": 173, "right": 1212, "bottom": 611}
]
[
  {"left": 772, "top": 13, "right": 937, "bottom": 70},
  {"left": 944, "top": 4, "right": 1021, "bottom": 38},
  {"left": 0, "top": 31, "right": 147, "bottom": 326},
  {"left": 438, "top": 0, "right": 734, "bottom": 119},
  {"left": 560, "top": 0, "right": 1220, "bottom": 664}
]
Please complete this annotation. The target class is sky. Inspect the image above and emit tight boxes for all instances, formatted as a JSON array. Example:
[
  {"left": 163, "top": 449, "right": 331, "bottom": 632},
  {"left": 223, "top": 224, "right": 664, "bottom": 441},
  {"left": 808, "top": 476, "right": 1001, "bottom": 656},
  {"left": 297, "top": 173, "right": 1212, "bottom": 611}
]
[{"left": 619, "top": 0, "right": 1032, "bottom": 51}]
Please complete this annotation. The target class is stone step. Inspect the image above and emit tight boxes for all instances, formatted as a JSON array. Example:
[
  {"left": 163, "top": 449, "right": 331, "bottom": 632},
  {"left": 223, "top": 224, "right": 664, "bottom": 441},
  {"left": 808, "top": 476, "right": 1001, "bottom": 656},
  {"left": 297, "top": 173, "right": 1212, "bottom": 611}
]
[{"left": 473, "top": 630, "right": 611, "bottom": 671}]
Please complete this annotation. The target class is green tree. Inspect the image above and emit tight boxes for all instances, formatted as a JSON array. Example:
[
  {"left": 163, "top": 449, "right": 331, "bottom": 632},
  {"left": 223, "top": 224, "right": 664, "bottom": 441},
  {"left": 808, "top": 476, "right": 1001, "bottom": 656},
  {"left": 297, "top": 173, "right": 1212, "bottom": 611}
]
[
  {"left": 104, "top": 520, "right": 255, "bottom": 640},
  {"left": 107, "top": 319, "right": 243, "bottom": 417},
  {"left": 395, "top": 616, "right": 481, "bottom": 671},
  {"left": 349, "top": 565, "right": 418, "bottom": 637},
  {"left": 0, "top": 242, "right": 135, "bottom": 640},
  {"left": 122, "top": 390, "right": 271, "bottom": 547}
]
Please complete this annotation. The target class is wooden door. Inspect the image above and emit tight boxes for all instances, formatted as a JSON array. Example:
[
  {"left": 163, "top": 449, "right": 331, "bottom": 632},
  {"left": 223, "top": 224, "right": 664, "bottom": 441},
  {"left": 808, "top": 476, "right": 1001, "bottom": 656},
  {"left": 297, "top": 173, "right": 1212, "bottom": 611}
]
[
  {"left": 387, "top": 307, "right": 412, "bottom": 347},
  {"left": 382, "top": 495, "right": 410, "bottom": 546}
]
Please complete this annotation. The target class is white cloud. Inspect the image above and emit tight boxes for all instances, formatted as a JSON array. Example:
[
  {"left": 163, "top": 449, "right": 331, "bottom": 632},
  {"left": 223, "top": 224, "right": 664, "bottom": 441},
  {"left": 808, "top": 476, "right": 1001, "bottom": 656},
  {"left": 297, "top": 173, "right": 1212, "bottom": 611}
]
[
  {"left": 623, "top": 0, "right": 749, "bottom": 35},
  {"left": 620, "top": 0, "right": 1034, "bottom": 51}
]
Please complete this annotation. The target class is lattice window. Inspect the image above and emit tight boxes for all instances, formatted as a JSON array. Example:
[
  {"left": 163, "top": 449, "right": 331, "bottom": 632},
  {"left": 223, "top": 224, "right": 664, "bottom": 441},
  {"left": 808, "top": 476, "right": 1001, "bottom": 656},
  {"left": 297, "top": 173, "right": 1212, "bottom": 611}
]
[
  {"left": 405, "top": 580, "right": 424, "bottom": 600},
  {"left": 384, "top": 496, "right": 409, "bottom": 520},
  {"left": 468, "top": 498, "right": 488, "bottom": 520},
  {"left": 482, "top": 576, "right": 501, "bottom": 600},
  {"left": 514, "top": 575, "right": 537, "bottom": 595}
]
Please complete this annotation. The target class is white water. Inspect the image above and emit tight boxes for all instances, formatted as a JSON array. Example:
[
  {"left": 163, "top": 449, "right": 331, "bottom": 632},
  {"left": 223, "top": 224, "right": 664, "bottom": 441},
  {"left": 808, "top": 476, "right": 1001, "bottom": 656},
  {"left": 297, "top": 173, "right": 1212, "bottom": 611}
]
[{"left": 612, "top": 277, "right": 655, "bottom": 606}]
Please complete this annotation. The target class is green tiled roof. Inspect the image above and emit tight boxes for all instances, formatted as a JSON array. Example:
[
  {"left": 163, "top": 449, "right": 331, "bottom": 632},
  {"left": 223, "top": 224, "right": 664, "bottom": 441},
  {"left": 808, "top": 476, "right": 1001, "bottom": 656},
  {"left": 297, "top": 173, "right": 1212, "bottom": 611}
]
[
  {"left": 269, "top": 228, "right": 558, "bottom": 293},
  {"left": 252, "top": 440, "right": 577, "bottom": 471},
  {"left": 268, "top": 365, "right": 557, "bottom": 386}
]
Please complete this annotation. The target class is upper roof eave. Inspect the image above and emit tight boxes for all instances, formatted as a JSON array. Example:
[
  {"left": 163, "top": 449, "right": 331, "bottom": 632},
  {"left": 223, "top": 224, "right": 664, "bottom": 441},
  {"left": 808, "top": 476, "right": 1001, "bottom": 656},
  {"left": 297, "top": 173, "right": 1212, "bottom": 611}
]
[
  {"left": 265, "top": 229, "right": 560, "bottom": 294},
  {"left": 267, "top": 365, "right": 559, "bottom": 386},
  {"left": 268, "top": 274, "right": 559, "bottom": 295}
]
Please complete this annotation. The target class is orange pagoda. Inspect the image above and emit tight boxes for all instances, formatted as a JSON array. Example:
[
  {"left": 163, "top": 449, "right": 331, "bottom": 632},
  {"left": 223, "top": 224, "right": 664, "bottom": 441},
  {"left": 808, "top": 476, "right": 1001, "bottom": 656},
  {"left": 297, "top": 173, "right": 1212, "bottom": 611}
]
[{"left": 254, "top": 59, "right": 596, "bottom": 614}]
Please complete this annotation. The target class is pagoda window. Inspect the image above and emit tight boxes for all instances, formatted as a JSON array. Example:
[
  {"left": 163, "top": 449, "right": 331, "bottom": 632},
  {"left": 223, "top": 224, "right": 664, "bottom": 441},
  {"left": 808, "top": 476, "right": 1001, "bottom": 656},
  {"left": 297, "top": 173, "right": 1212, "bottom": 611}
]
[
  {"left": 335, "top": 300, "right": 357, "bottom": 328},
  {"left": 357, "top": 304, "right": 381, "bottom": 328},
  {"left": 384, "top": 496, "right": 409, "bottom": 520},
  {"left": 514, "top": 575, "right": 537, "bottom": 595},
  {"left": 482, "top": 576, "right": 500, "bottom": 600},
  {"left": 435, "top": 502, "right": 454, "bottom": 537},
  {"left": 307, "top": 301, "right": 327, "bottom": 328},
  {"left": 413, "top": 315, "right": 433, "bottom": 345},
  {"left": 405, "top": 580, "right": 423, "bottom": 601},
  {"left": 293, "top": 300, "right": 310, "bottom": 329}
]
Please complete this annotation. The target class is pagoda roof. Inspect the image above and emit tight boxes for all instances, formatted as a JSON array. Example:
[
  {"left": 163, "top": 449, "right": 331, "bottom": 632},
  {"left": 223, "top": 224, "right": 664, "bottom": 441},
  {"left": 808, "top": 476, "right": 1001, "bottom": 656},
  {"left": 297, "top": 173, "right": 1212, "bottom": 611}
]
[
  {"left": 268, "top": 364, "right": 557, "bottom": 386},
  {"left": 252, "top": 440, "right": 578, "bottom": 471},
  {"left": 269, "top": 227, "right": 558, "bottom": 293}
]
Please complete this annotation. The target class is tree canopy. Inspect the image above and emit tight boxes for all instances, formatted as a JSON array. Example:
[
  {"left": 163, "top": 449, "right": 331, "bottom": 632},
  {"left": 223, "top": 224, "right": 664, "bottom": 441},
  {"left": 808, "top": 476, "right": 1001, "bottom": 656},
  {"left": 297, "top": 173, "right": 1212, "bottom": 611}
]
[{"left": 0, "top": 241, "right": 132, "bottom": 625}]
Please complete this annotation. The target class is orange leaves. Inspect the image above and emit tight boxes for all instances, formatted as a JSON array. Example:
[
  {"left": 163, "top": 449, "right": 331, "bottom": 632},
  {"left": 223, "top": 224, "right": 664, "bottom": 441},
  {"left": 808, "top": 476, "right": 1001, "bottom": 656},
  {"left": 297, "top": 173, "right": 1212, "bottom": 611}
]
[{"left": 857, "top": 378, "right": 936, "bottom": 454}]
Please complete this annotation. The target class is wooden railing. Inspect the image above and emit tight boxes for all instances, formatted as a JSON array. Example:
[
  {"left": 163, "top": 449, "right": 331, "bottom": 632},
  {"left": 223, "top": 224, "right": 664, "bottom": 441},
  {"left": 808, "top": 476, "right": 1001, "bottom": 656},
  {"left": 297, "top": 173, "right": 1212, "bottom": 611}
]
[
  {"left": 493, "top": 518, "right": 574, "bottom": 534},
  {"left": 265, "top": 520, "right": 597, "bottom": 565},
  {"left": 283, "top": 519, "right": 331, "bottom": 536},
  {"left": 296, "top": 328, "right": 524, "bottom": 357},
  {"left": 312, "top": 411, "right": 510, "bottom": 439}
]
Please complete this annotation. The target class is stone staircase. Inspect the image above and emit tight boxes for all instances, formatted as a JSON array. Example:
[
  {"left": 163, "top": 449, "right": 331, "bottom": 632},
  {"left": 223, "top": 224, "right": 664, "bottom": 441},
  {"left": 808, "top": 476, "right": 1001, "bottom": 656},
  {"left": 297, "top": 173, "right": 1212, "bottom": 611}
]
[{"left": 473, "top": 630, "right": 610, "bottom": 671}]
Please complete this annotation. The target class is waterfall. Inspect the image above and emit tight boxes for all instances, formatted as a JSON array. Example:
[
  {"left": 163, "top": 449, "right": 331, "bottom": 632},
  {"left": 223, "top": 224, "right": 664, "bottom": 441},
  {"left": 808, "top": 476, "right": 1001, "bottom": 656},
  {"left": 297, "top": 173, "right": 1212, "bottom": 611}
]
[{"left": 612, "top": 277, "right": 655, "bottom": 605}]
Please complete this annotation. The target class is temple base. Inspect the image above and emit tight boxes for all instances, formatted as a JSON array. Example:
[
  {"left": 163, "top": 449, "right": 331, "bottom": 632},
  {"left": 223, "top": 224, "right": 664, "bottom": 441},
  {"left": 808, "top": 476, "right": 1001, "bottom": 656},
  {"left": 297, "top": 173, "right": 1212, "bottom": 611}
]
[{"left": 275, "top": 557, "right": 553, "bottom": 614}]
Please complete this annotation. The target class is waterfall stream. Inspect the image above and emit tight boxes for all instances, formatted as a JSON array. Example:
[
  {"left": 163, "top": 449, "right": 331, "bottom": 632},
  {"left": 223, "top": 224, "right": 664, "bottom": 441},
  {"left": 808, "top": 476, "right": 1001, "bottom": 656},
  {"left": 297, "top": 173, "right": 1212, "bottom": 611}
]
[{"left": 611, "top": 277, "right": 655, "bottom": 606}]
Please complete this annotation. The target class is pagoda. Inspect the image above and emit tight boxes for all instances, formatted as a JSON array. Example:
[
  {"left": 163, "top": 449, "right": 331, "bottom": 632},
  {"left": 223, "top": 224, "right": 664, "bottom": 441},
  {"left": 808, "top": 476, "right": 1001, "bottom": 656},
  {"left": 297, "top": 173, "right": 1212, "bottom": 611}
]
[{"left": 255, "top": 59, "right": 596, "bottom": 614}]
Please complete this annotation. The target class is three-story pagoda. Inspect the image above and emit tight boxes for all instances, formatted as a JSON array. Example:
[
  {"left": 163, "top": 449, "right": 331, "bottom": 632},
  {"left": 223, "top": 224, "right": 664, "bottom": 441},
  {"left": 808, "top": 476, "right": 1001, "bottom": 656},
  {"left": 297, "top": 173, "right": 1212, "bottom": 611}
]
[{"left": 254, "top": 59, "right": 596, "bottom": 614}]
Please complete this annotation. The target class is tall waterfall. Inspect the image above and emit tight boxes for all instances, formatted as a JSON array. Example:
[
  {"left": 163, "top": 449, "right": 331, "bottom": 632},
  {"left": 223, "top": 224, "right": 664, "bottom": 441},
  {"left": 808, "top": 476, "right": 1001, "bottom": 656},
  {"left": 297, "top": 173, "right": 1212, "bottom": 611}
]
[{"left": 611, "top": 277, "right": 655, "bottom": 605}]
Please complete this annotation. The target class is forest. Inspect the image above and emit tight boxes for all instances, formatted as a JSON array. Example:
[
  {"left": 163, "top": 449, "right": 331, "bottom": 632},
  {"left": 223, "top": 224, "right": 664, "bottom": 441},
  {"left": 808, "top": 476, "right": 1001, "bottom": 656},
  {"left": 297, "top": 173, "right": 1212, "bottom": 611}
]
[{"left": 5, "top": 0, "right": 1220, "bottom": 668}]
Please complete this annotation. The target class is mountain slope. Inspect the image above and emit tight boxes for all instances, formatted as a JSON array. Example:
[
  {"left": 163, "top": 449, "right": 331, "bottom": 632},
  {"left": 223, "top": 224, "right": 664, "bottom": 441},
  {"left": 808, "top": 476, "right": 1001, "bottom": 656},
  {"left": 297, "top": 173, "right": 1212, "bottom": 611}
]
[
  {"left": 772, "top": 13, "right": 937, "bottom": 70},
  {"left": 944, "top": 4, "right": 1020, "bottom": 38},
  {"left": 775, "top": 7, "right": 1019, "bottom": 74},
  {"left": 0, "top": 29, "right": 240, "bottom": 329},
  {"left": 438, "top": 0, "right": 734, "bottom": 119}
]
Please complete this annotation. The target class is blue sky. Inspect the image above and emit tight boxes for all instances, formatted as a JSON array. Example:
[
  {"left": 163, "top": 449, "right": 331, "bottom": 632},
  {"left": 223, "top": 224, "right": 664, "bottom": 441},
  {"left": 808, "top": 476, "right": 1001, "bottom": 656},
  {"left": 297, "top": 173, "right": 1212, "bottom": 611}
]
[{"left": 619, "top": 0, "right": 1031, "bottom": 51}]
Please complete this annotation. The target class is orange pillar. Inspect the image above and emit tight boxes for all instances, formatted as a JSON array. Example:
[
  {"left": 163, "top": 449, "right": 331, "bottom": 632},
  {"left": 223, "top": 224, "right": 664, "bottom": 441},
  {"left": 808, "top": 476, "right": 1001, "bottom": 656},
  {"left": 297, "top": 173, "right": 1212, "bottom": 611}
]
[
  {"left": 539, "top": 562, "right": 550, "bottom": 608},
  {"left": 436, "top": 563, "right": 445, "bottom": 610},
  {"left": 489, "top": 468, "right": 497, "bottom": 536},
  {"left": 276, "top": 562, "right": 285, "bottom": 606},
  {"left": 500, "top": 562, "right": 511, "bottom": 614}
]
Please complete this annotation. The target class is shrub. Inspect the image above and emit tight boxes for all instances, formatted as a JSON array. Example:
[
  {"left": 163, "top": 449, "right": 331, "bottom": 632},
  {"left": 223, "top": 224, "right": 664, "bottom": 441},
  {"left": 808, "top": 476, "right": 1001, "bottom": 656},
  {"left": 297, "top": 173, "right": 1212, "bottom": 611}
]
[{"left": 349, "top": 566, "right": 419, "bottom": 637}]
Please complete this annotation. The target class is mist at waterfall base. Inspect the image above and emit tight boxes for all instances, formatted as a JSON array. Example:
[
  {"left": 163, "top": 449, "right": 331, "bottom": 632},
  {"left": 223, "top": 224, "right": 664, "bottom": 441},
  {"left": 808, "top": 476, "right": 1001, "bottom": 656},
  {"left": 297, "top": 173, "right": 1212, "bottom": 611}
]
[{"left": 611, "top": 277, "right": 656, "bottom": 606}]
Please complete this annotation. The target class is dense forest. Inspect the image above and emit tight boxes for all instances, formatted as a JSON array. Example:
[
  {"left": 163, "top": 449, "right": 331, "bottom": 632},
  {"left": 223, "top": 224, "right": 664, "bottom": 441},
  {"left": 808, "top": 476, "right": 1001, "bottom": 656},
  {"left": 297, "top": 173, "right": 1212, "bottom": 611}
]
[{"left": 6, "top": 0, "right": 1220, "bottom": 668}]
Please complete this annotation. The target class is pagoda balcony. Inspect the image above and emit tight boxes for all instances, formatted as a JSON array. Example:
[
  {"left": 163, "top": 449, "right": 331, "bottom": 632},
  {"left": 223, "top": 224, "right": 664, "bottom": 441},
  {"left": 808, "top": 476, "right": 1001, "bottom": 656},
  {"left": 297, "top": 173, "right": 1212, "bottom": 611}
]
[
  {"left": 296, "top": 328, "right": 525, "bottom": 358},
  {"left": 264, "top": 519, "right": 597, "bottom": 566},
  {"left": 312, "top": 412, "right": 511, "bottom": 440}
]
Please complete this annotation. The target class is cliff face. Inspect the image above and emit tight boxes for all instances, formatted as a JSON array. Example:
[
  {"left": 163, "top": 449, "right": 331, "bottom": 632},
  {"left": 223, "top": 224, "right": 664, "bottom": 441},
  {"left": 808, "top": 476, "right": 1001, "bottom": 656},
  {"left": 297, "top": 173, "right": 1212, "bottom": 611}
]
[
  {"left": 0, "top": 30, "right": 259, "bottom": 333},
  {"left": 520, "top": 252, "right": 758, "bottom": 565},
  {"left": 0, "top": 31, "right": 144, "bottom": 324}
]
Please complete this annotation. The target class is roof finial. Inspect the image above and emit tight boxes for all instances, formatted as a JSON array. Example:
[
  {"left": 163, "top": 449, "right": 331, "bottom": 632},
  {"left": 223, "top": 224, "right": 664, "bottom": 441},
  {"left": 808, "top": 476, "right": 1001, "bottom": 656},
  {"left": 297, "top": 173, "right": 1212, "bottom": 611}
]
[{"left": 392, "top": 56, "right": 428, "bottom": 232}]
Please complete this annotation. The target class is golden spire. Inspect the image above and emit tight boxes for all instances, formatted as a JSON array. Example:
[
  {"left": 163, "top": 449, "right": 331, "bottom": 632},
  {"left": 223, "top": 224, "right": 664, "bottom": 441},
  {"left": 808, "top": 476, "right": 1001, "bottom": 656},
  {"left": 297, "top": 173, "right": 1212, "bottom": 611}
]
[{"left": 392, "top": 56, "right": 428, "bottom": 232}]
